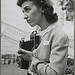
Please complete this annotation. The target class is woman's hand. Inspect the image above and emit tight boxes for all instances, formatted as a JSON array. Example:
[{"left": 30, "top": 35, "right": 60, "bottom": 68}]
[
  {"left": 33, "top": 49, "right": 38, "bottom": 54},
  {"left": 18, "top": 48, "right": 33, "bottom": 55}
]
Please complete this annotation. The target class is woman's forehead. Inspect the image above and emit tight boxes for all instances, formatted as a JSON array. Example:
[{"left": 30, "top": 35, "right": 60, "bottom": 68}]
[{"left": 22, "top": 1, "right": 34, "bottom": 8}]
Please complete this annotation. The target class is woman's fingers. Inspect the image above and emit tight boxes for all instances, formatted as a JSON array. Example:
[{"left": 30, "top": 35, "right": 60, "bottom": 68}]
[
  {"left": 17, "top": 49, "right": 25, "bottom": 54},
  {"left": 18, "top": 49, "right": 33, "bottom": 55},
  {"left": 25, "top": 50, "right": 33, "bottom": 55}
]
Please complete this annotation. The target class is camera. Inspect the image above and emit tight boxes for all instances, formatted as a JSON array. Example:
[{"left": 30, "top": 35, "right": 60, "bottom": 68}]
[{"left": 17, "top": 31, "right": 40, "bottom": 69}]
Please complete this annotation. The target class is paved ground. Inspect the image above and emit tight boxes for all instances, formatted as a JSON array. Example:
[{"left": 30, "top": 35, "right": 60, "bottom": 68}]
[{"left": 1, "top": 64, "right": 27, "bottom": 75}]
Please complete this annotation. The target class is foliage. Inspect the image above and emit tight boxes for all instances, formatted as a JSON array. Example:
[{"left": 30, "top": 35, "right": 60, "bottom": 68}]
[{"left": 65, "top": 58, "right": 74, "bottom": 75}]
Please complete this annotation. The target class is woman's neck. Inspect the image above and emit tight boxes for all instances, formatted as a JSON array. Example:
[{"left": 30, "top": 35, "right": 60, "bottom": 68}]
[{"left": 39, "top": 15, "right": 51, "bottom": 30}]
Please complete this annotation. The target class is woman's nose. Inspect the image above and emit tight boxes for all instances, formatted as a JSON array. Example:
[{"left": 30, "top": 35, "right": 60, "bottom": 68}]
[{"left": 24, "top": 13, "right": 28, "bottom": 19}]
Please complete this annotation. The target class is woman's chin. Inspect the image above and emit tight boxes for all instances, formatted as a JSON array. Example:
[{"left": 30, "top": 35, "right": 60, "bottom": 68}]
[{"left": 29, "top": 23, "right": 36, "bottom": 27}]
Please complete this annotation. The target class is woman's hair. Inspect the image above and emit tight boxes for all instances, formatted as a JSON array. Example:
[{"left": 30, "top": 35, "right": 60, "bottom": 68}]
[{"left": 17, "top": 0, "right": 58, "bottom": 23}]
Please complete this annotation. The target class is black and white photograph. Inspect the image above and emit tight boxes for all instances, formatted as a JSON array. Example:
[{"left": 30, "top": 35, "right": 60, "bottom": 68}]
[{"left": 1, "top": 0, "right": 74, "bottom": 75}]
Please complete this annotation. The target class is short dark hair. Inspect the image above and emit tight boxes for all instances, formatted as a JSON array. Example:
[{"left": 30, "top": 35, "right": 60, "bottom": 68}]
[{"left": 17, "top": 0, "right": 58, "bottom": 23}]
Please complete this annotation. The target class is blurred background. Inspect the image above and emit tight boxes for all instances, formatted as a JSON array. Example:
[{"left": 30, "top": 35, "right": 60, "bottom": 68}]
[{"left": 1, "top": 0, "right": 74, "bottom": 75}]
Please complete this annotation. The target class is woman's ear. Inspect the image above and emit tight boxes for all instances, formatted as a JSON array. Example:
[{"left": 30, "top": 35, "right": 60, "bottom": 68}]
[{"left": 39, "top": 7, "right": 44, "bottom": 13}]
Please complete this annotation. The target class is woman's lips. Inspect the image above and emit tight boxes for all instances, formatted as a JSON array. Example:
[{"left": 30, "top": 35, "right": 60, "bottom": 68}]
[{"left": 27, "top": 20, "right": 32, "bottom": 23}]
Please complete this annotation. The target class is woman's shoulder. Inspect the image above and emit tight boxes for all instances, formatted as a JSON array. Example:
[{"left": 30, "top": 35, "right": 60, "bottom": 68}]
[
  {"left": 51, "top": 27, "right": 69, "bottom": 43},
  {"left": 48, "top": 22, "right": 68, "bottom": 39}
]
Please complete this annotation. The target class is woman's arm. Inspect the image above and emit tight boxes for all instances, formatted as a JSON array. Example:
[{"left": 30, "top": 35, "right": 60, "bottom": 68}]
[{"left": 36, "top": 31, "right": 69, "bottom": 75}]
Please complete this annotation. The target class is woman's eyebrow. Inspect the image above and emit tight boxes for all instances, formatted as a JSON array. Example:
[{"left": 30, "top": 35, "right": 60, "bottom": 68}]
[
  {"left": 24, "top": 6, "right": 29, "bottom": 10},
  {"left": 22, "top": 6, "right": 29, "bottom": 12}
]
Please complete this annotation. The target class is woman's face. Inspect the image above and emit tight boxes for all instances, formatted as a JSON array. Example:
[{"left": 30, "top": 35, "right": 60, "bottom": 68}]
[{"left": 22, "top": 1, "right": 43, "bottom": 27}]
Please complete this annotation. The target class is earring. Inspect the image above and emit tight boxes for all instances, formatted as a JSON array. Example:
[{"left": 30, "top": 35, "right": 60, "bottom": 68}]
[{"left": 41, "top": 10, "right": 44, "bottom": 13}]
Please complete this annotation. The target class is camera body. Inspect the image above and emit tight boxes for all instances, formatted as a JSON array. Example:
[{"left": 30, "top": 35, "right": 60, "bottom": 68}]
[{"left": 17, "top": 31, "right": 40, "bottom": 69}]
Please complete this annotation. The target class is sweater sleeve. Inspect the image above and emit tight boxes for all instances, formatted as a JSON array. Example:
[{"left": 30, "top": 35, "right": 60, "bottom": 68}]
[{"left": 36, "top": 29, "right": 69, "bottom": 75}]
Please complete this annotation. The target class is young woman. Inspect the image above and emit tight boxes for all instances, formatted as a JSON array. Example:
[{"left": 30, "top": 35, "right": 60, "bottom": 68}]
[{"left": 17, "top": 0, "right": 69, "bottom": 75}]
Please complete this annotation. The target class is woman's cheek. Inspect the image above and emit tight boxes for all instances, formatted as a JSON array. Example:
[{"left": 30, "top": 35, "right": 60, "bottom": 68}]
[{"left": 31, "top": 10, "right": 38, "bottom": 19}]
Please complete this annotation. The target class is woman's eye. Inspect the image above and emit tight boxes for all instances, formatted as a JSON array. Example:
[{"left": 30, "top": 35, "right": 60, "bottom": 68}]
[{"left": 24, "top": 8, "right": 30, "bottom": 12}]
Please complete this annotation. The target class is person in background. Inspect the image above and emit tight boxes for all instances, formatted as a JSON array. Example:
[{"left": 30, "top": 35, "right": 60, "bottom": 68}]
[{"left": 17, "top": 0, "right": 69, "bottom": 75}]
